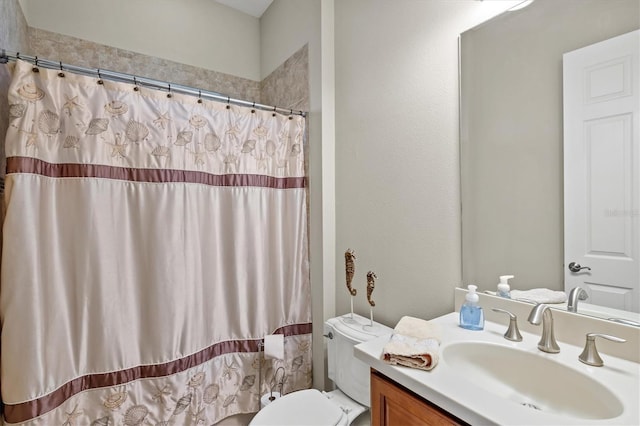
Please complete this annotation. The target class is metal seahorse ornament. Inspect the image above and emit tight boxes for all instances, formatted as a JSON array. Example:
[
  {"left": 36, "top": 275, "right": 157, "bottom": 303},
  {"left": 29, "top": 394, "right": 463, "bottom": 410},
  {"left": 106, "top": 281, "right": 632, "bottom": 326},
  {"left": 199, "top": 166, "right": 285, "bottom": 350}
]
[
  {"left": 345, "top": 249, "right": 357, "bottom": 296},
  {"left": 366, "top": 271, "right": 377, "bottom": 307}
]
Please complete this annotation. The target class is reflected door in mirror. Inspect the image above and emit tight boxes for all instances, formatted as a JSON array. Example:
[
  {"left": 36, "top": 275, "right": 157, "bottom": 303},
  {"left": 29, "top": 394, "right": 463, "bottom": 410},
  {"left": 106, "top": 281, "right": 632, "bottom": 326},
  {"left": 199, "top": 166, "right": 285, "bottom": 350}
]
[{"left": 563, "top": 30, "right": 640, "bottom": 313}]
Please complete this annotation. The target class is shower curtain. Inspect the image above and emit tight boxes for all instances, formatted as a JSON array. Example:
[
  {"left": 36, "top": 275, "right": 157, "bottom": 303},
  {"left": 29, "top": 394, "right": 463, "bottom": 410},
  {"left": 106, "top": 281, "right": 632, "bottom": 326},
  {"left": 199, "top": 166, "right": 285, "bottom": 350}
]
[{"left": 0, "top": 60, "right": 311, "bottom": 425}]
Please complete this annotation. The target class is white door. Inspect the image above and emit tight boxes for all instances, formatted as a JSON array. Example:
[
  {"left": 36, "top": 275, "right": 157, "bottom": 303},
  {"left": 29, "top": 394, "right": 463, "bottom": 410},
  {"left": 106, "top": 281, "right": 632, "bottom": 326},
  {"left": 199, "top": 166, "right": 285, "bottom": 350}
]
[{"left": 563, "top": 30, "right": 639, "bottom": 313}]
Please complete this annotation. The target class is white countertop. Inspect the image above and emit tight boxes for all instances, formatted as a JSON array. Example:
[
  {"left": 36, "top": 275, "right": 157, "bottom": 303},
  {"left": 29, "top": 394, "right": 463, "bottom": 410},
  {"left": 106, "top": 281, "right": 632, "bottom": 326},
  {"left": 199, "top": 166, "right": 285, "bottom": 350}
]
[{"left": 354, "top": 312, "right": 640, "bottom": 425}]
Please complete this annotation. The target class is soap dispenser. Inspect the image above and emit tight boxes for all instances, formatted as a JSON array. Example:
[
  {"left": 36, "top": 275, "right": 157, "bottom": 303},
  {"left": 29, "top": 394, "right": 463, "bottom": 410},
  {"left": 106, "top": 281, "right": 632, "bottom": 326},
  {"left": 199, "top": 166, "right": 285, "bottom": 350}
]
[
  {"left": 459, "top": 285, "right": 484, "bottom": 330},
  {"left": 497, "top": 275, "right": 514, "bottom": 298}
]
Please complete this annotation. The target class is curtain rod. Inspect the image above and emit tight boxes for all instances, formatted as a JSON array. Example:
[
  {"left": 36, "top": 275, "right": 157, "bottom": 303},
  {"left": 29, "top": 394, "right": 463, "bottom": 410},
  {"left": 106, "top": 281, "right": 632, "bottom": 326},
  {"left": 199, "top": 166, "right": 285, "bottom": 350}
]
[{"left": 0, "top": 50, "right": 307, "bottom": 118}]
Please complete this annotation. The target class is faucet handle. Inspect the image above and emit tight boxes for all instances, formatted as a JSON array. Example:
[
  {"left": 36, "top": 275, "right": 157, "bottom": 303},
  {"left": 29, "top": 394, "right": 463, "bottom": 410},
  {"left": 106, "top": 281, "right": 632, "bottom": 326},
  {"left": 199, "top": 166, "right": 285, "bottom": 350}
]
[
  {"left": 491, "top": 308, "right": 523, "bottom": 342},
  {"left": 578, "top": 333, "right": 626, "bottom": 367}
]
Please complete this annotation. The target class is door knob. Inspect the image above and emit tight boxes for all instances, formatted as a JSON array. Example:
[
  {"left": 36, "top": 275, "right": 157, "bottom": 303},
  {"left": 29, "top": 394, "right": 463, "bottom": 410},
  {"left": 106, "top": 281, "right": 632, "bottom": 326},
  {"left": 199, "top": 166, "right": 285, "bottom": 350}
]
[{"left": 568, "top": 262, "right": 591, "bottom": 273}]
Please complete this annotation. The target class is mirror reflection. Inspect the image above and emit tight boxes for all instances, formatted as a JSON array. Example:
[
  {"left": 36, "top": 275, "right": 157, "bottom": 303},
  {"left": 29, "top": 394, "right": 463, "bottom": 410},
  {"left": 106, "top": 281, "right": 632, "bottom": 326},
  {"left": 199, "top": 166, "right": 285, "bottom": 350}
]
[{"left": 460, "top": 0, "right": 640, "bottom": 321}]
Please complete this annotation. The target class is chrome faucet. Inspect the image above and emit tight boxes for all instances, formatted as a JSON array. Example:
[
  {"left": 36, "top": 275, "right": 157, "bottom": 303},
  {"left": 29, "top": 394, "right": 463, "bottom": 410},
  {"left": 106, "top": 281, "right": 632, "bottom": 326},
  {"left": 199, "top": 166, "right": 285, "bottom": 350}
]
[
  {"left": 567, "top": 286, "right": 588, "bottom": 313},
  {"left": 527, "top": 303, "right": 560, "bottom": 353}
]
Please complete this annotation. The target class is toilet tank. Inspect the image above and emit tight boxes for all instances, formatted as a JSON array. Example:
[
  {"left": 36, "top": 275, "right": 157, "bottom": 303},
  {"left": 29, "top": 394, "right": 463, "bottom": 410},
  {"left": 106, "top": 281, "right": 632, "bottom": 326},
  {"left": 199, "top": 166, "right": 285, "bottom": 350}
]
[{"left": 324, "top": 314, "right": 392, "bottom": 407}]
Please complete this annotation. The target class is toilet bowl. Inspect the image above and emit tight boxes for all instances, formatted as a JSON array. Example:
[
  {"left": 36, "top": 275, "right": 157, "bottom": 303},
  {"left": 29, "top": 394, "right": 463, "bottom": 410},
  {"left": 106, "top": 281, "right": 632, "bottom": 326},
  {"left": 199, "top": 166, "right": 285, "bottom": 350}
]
[{"left": 250, "top": 313, "right": 392, "bottom": 426}]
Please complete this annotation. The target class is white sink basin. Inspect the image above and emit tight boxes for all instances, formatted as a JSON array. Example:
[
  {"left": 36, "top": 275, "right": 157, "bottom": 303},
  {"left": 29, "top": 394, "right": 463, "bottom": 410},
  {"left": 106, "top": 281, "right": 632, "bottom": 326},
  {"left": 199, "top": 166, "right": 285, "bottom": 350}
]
[{"left": 442, "top": 341, "right": 624, "bottom": 420}]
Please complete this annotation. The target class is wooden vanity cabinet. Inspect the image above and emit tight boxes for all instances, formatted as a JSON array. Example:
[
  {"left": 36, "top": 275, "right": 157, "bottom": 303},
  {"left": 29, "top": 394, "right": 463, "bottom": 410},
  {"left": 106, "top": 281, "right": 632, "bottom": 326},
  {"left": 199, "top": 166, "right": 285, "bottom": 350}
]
[{"left": 370, "top": 369, "right": 468, "bottom": 426}]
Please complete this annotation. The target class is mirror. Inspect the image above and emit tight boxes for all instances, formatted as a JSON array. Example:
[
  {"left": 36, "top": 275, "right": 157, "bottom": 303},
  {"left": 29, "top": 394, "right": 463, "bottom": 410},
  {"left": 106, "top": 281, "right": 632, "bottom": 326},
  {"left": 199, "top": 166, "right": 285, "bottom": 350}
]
[{"left": 460, "top": 0, "right": 640, "bottom": 321}]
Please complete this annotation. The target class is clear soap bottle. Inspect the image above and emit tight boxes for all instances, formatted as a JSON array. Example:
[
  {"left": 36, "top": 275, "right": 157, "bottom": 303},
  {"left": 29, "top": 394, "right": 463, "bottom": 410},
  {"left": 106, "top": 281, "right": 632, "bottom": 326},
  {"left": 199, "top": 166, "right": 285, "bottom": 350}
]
[{"left": 459, "top": 285, "right": 484, "bottom": 330}]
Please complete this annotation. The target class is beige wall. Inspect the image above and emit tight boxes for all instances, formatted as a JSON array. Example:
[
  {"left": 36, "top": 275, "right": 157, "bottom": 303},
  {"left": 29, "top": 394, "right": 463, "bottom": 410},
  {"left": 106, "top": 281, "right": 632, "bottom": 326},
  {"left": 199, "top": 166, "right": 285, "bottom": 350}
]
[
  {"left": 1, "top": 0, "right": 29, "bottom": 52},
  {"left": 19, "top": 0, "right": 262, "bottom": 80},
  {"left": 27, "top": 28, "right": 261, "bottom": 102},
  {"left": 460, "top": 0, "right": 640, "bottom": 292},
  {"left": 333, "top": 0, "right": 516, "bottom": 327},
  {"left": 260, "top": 0, "right": 318, "bottom": 80}
]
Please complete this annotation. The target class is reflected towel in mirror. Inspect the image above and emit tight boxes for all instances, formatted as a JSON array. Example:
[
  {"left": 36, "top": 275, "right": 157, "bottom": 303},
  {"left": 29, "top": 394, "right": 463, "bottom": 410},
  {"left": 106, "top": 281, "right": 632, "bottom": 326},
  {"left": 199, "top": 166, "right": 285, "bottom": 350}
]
[{"left": 510, "top": 288, "right": 567, "bottom": 304}]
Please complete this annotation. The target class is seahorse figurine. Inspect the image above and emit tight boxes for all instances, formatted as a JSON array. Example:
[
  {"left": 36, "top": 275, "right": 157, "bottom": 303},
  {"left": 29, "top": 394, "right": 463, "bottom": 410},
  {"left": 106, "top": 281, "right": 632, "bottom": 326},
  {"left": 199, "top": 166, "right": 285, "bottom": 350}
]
[
  {"left": 366, "top": 271, "right": 377, "bottom": 307},
  {"left": 345, "top": 249, "right": 357, "bottom": 296}
]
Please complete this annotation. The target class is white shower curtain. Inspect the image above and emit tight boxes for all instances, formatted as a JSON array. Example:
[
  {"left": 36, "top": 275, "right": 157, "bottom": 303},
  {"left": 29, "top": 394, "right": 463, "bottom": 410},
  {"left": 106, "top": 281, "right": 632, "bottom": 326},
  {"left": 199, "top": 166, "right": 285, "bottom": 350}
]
[{"left": 0, "top": 60, "right": 311, "bottom": 425}]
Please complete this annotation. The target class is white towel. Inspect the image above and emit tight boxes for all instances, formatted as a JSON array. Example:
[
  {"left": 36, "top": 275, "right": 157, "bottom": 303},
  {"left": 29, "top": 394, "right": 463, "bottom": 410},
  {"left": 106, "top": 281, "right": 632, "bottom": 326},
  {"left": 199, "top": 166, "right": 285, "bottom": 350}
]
[
  {"left": 382, "top": 316, "right": 441, "bottom": 371},
  {"left": 510, "top": 288, "right": 567, "bottom": 304}
]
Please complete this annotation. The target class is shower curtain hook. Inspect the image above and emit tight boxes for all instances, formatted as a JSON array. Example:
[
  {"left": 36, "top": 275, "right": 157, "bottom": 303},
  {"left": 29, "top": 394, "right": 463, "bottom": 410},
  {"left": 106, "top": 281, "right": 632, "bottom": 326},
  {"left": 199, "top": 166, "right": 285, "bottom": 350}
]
[
  {"left": 133, "top": 76, "right": 139, "bottom": 91},
  {"left": 58, "top": 61, "right": 65, "bottom": 78},
  {"left": 32, "top": 56, "right": 39, "bottom": 73},
  {"left": 197, "top": 90, "right": 203, "bottom": 104},
  {"left": 289, "top": 109, "right": 293, "bottom": 120},
  {"left": 97, "top": 69, "right": 104, "bottom": 85},
  {"left": 251, "top": 102, "right": 256, "bottom": 113},
  {"left": 167, "top": 83, "right": 172, "bottom": 98},
  {"left": 272, "top": 106, "right": 277, "bottom": 117}
]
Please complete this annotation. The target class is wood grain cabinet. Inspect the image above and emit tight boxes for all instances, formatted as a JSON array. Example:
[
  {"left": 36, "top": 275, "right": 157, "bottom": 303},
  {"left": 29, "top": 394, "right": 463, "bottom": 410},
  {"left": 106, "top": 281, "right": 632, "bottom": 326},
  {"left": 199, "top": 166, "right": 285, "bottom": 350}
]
[{"left": 370, "top": 369, "right": 468, "bottom": 426}]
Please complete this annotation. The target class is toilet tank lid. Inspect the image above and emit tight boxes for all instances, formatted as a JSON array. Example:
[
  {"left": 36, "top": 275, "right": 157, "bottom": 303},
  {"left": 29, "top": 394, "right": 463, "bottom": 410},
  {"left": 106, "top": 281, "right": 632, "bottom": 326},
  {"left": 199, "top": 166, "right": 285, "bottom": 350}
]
[
  {"left": 325, "top": 313, "right": 393, "bottom": 343},
  {"left": 250, "top": 389, "right": 345, "bottom": 426}
]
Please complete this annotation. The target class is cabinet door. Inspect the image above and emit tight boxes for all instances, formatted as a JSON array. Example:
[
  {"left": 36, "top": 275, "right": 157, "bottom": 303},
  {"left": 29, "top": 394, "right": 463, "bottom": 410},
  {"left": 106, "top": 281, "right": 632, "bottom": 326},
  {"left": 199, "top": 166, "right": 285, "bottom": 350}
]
[{"left": 370, "top": 369, "right": 465, "bottom": 426}]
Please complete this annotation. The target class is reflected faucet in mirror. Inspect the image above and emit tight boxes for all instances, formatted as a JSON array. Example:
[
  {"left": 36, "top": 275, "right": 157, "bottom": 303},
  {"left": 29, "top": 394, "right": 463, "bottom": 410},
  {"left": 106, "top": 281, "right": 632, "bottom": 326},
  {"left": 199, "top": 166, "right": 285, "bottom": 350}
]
[{"left": 567, "top": 287, "right": 588, "bottom": 313}]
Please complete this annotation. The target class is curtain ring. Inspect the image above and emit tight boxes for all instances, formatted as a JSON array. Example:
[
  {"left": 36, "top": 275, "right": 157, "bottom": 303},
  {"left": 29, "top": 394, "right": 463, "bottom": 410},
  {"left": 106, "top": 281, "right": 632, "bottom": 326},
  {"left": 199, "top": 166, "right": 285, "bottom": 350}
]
[
  {"left": 97, "top": 70, "right": 104, "bottom": 85},
  {"left": 58, "top": 61, "right": 65, "bottom": 78},
  {"left": 197, "top": 90, "right": 203, "bottom": 104},
  {"left": 167, "top": 83, "right": 172, "bottom": 98},
  {"left": 32, "top": 56, "right": 39, "bottom": 73}
]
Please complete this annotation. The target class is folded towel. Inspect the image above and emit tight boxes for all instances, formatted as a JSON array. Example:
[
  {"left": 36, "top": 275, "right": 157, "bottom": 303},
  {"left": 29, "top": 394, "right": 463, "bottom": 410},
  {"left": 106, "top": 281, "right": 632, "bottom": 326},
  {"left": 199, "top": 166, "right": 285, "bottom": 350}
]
[
  {"left": 382, "top": 316, "right": 441, "bottom": 371},
  {"left": 510, "top": 288, "right": 567, "bottom": 304}
]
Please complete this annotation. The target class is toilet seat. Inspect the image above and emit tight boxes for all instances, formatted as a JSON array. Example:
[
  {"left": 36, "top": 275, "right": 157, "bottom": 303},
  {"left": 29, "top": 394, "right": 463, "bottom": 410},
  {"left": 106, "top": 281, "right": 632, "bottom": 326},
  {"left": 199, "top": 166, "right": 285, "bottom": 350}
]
[{"left": 250, "top": 389, "right": 348, "bottom": 426}]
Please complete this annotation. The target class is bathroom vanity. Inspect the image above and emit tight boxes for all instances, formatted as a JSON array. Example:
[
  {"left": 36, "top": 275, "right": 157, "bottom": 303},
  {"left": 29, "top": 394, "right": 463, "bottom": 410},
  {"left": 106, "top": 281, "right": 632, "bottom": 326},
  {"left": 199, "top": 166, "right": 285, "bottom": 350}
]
[
  {"left": 355, "top": 293, "right": 640, "bottom": 425},
  {"left": 370, "top": 368, "right": 464, "bottom": 425}
]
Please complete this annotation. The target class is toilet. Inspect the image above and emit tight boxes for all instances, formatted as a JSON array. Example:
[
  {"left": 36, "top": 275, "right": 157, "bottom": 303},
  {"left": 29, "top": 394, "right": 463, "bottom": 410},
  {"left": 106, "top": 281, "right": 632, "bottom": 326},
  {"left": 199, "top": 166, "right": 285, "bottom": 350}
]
[{"left": 250, "top": 313, "right": 392, "bottom": 425}]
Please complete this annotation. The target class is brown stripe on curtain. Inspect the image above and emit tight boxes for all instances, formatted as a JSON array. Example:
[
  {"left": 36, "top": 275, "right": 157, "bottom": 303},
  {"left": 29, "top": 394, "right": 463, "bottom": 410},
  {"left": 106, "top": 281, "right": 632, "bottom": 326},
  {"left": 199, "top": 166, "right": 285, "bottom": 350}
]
[
  {"left": 6, "top": 156, "right": 307, "bottom": 189},
  {"left": 3, "top": 323, "right": 312, "bottom": 424}
]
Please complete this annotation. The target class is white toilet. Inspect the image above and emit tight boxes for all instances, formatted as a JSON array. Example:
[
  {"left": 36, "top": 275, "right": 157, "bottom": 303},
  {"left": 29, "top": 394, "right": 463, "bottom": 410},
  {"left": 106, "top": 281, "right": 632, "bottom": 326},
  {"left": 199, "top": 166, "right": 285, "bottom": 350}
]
[{"left": 250, "top": 313, "right": 392, "bottom": 426}]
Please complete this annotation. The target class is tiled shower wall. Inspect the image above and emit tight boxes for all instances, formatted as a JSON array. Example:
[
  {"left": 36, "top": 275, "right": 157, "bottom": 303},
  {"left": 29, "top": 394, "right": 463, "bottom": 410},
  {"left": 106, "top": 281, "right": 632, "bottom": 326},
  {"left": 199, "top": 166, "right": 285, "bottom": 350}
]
[
  {"left": 27, "top": 27, "right": 309, "bottom": 112},
  {"left": 0, "top": 9, "right": 309, "bottom": 181},
  {"left": 261, "top": 44, "right": 309, "bottom": 113},
  {"left": 28, "top": 28, "right": 262, "bottom": 102}
]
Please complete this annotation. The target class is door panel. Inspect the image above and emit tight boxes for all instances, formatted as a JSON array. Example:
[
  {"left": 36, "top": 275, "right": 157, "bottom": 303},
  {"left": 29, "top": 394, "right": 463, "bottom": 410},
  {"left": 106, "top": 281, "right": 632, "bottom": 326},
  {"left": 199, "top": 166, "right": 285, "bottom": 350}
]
[{"left": 563, "top": 30, "right": 639, "bottom": 313}]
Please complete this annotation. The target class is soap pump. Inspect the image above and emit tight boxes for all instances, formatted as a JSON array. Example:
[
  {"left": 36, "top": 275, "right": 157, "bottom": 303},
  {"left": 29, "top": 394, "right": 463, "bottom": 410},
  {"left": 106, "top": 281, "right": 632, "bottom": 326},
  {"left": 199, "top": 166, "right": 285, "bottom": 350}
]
[
  {"left": 497, "top": 275, "right": 514, "bottom": 298},
  {"left": 459, "top": 285, "right": 484, "bottom": 330}
]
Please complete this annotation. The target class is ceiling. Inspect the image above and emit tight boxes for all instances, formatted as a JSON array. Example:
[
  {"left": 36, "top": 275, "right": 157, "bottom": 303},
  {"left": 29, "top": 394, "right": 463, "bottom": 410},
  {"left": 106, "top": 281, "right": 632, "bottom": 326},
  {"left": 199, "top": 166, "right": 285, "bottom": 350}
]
[{"left": 215, "top": 0, "right": 274, "bottom": 18}]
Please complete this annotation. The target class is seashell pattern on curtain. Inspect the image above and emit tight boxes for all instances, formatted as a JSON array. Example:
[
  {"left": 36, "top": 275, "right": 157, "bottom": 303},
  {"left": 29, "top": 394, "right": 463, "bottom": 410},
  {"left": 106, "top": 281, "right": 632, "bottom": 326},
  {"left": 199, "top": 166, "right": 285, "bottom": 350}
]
[{"left": 0, "top": 60, "right": 311, "bottom": 425}]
